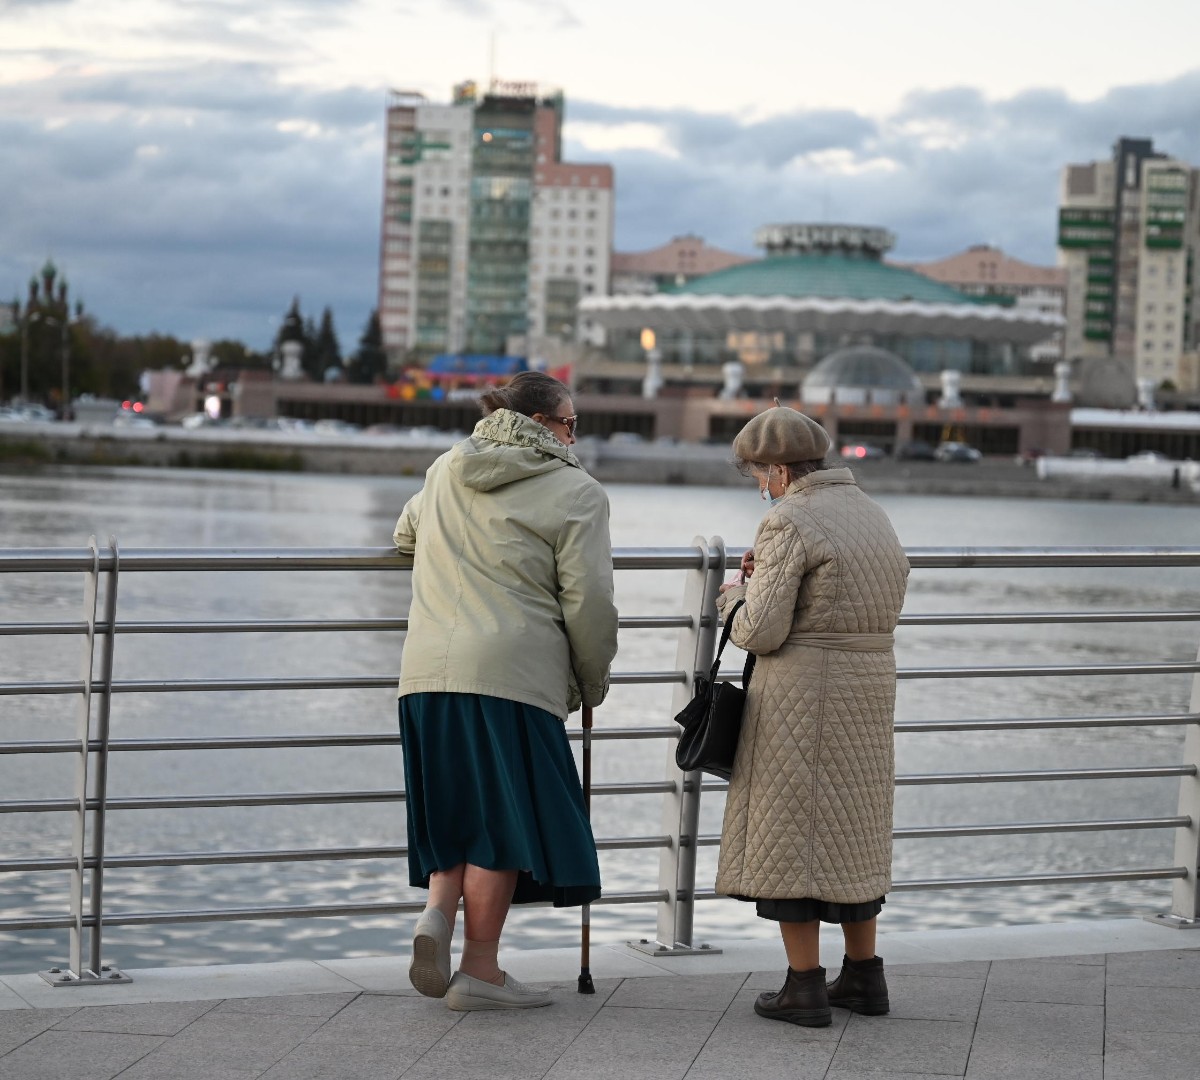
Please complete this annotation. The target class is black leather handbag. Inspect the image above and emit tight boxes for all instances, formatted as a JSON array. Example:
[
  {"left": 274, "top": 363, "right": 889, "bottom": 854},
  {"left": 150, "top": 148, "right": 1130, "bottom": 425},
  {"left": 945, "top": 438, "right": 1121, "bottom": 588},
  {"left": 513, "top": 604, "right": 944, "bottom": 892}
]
[{"left": 674, "top": 600, "right": 756, "bottom": 780}]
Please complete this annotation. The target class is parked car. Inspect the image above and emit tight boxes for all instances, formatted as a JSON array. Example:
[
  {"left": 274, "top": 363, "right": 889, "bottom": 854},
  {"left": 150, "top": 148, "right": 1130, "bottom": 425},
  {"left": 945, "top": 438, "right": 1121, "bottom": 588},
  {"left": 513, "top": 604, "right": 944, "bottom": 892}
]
[
  {"left": 839, "top": 442, "right": 886, "bottom": 460},
  {"left": 895, "top": 439, "right": 937, "bottom": 461},
  {"left": 1070, "top": 447, "right": 1103, "bottom": 459},
  {"left": 935, "top": 441, "right": 982, "bottom": 463},
  {"left": 1127, "top": 450, "right": 1170, "bottom": 463}
]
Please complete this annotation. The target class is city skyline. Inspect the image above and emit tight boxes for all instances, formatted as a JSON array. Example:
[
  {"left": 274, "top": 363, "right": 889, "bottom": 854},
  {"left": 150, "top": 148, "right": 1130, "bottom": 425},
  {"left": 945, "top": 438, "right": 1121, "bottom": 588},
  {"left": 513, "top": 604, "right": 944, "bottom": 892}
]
[{"left": 3, "top": 0, "right": 1200, "bottom": 350}]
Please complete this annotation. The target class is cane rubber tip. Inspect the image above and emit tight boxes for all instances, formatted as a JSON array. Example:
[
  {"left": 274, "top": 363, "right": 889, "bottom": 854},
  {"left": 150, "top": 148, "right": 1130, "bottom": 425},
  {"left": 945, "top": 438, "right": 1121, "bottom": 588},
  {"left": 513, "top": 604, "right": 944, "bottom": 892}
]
[{"left": 577, "top": 972, "right": 595, "bottom": 994}]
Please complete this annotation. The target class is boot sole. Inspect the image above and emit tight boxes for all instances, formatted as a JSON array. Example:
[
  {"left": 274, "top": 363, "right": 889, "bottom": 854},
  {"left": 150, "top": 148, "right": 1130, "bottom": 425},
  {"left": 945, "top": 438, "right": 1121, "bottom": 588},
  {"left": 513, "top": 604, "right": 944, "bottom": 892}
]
[
  {"left": 830, "top": 997, "right": 889, "bottom": 1016},
  {"left": 753, "top": 1001, "right": 832, "bottom": 1027}
]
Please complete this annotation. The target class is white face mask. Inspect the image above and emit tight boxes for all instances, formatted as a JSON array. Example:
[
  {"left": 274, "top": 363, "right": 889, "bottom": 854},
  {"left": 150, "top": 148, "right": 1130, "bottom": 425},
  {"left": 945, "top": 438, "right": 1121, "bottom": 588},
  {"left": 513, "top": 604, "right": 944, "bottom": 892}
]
[{"left": 759, "top": 465, "right": 783, "bottom": 505}]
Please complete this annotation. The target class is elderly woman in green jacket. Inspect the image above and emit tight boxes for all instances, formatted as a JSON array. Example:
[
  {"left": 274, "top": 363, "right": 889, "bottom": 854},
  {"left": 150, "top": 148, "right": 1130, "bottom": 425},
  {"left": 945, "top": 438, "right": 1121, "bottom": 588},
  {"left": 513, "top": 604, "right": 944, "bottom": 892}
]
[
  {"left": 717, "top": 406, "right": 909, "bottom": 1027},
  {"left": 393, "top": 371, "right": 618, "bottom": 1012}
]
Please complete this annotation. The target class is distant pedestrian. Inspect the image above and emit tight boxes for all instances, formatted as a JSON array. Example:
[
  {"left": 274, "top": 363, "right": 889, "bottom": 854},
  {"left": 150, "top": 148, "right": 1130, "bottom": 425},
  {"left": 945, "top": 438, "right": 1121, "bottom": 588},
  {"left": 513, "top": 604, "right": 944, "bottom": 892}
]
[
  {"left": 716, "top": 405, "right": 909, "bottom": 1026},
  {"left": 393, "top": 371, "right": 618, "bottom": 1011}
]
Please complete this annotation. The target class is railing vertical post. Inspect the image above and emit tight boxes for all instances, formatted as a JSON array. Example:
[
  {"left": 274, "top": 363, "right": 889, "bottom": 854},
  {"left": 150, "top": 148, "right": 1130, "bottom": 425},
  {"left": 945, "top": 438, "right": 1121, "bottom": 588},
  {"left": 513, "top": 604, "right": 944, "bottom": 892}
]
[
  {"left": 39, "top": 536, "right": 130, "bottom": 986},
  {"left": 629, "top": 535, "right": 726, "bottom": 957},
  {"left": 88, "top": 536, "right": 126, "bottom": 980},
  {"left": 1163, "top": 638, "right": 1200, "bottom": 927}
]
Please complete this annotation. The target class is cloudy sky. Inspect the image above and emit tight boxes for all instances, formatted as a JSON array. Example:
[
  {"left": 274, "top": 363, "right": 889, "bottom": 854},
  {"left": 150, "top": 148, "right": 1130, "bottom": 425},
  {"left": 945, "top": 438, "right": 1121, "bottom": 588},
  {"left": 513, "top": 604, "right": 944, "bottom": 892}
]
[{"left": 4, "top": 0, "right": 1200, "bottom": 351}]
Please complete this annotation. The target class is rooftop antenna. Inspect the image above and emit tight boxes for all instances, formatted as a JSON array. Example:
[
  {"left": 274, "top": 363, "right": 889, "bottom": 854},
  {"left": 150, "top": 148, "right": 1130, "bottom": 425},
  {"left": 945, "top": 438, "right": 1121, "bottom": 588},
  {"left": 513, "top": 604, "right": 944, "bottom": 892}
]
[{"left": 488, "top": 29, "right": 497, "bottom": 90}]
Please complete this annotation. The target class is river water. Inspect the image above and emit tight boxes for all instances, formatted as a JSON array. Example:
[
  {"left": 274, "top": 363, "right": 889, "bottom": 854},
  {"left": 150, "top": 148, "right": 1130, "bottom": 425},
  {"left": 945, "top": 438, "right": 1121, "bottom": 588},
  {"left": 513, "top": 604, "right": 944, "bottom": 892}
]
[{"left": 1, "top": 465, "right": 1198, "bottom": 974}]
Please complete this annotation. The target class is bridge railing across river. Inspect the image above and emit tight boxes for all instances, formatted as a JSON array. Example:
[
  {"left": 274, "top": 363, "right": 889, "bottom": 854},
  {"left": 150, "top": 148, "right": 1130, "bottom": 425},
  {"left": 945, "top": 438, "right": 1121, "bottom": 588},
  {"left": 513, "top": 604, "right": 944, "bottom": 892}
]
[{"left": 1, "top": 541, "right": 1199, "bottom": 987}]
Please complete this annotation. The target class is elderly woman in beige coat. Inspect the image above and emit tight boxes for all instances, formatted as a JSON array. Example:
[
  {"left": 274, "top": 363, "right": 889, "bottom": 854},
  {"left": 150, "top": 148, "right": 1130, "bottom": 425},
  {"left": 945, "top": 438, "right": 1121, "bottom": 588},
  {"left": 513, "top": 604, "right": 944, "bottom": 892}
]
[{"left": 716, "top": 406, "right": 909, "bottom": 1027}]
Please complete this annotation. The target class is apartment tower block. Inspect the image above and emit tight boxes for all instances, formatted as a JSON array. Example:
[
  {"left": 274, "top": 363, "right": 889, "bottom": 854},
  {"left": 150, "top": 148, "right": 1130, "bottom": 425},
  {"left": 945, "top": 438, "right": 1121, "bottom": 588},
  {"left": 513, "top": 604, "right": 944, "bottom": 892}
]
[
  {"left": 1058, "top": 137, "right": 1200, "bottom": 391},
  {"left": 378, "top": 81, "right": 613, "bottom": 364}
]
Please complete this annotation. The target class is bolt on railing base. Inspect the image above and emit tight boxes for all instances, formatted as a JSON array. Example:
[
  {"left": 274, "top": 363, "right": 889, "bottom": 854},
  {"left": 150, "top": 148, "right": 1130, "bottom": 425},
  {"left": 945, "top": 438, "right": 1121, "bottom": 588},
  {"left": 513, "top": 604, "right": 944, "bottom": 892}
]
[
  {"left": 1142, "top": 912, "right": 1200, "bottom": 930},
  {"left": 39, "top": 965, "right": 132, "bottom": 987},
  {"left": 626, "top": 939, "right": 723, "bottom": 957}
]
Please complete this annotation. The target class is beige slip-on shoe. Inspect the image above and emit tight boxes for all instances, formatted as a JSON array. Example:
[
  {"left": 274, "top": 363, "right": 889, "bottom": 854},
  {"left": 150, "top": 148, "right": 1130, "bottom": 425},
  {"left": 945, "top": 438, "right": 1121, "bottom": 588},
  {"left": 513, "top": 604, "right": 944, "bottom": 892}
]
[
  {"left": 408, "top": 908, "right": 452, "bottom": 998},
  {"left": 445, "top": 970, "right": 552, "bottom": 1011}
]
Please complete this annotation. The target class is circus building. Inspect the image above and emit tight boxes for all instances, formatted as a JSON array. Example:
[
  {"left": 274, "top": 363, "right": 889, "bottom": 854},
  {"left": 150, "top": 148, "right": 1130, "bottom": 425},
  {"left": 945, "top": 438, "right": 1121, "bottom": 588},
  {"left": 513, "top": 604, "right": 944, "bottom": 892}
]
[
  {"left": 578, "top": 223, "right": 1062, "bottom": 398},
  {"left": 575, "top": 224, "right": 1071, "bottom": 453}
]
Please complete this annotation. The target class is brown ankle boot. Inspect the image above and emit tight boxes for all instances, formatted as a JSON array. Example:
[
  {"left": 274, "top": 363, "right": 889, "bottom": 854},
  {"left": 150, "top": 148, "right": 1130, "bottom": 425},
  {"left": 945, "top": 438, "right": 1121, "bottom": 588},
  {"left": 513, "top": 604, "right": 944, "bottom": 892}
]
[
  {"left": 753, "top": 966, "right": 832, "bottom": 1027},
  {"left": 827, "top": 954, "right": 889, "bottom": 1015}
]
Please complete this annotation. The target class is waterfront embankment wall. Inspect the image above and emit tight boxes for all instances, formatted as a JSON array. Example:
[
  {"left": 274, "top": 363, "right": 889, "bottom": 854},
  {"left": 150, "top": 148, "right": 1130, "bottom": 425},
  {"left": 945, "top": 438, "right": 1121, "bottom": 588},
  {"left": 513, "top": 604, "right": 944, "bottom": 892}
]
[{"left": 1, "top": 422, "right": 1198, "bottom": 504}]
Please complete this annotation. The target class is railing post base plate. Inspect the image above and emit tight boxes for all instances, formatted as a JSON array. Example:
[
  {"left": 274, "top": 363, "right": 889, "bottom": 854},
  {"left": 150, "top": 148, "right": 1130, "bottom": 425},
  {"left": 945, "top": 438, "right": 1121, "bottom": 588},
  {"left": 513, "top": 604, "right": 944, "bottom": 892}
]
[
  {"left": 626, "top": 939, "right": 723, "bottom": 957},
  {"left": 1142, "top": 912, "right": 1200, "bottom": 930},
  {"left": 39, "top": 965, "right": 132, "bottom": 987}
]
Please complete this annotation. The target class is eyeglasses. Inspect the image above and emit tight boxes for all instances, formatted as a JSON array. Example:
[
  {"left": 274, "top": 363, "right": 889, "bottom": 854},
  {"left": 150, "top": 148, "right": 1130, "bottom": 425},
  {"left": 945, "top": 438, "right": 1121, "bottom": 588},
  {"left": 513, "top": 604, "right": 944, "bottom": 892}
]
[{"left": 548, "top": 414, "right": 578, "bottom": 437}]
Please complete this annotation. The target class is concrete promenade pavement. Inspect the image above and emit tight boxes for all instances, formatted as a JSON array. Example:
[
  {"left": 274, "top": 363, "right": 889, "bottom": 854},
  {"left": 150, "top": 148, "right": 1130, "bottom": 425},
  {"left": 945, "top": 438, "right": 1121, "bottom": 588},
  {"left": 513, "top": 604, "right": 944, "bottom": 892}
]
[{"left": 2, "top": 919, "right": 1199, "bottom": 1079}]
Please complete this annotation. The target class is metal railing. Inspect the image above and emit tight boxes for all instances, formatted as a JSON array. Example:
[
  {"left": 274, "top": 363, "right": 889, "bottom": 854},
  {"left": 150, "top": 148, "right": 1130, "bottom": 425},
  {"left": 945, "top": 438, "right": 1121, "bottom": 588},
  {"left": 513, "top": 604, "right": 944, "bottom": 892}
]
[{"left": 1, "top": 540, "right": 1199, "bottom": 984}]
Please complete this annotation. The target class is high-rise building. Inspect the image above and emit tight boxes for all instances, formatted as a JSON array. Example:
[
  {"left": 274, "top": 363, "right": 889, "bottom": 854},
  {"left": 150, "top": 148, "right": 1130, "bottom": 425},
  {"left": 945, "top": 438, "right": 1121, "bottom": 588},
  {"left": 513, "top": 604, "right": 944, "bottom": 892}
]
[
  {"left": 1058, "top": 137, "right": 1200, "bottom": 391},
  {"left": 377, "top": 81, "right": 613, "bottom": 363}
]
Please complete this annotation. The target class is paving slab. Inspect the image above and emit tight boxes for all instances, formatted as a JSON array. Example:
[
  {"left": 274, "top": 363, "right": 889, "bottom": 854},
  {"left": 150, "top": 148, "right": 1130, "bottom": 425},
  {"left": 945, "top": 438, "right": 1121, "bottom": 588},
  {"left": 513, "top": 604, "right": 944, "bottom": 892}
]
[
  {"left": 972, "top": 999, "right": 1103, "bottom": 1057},
  {"left": 0, "top": 1008, "right": 78, "bottom": 1056},
  {"left": 828, "top": 1014, "right": 975, "bottom": 1076},
  {"left": 605, "top": 972, "right": 746, "bottom": 1012},
  {"left": 885, "top": 972, "right": 986, "bottom": 1022},
  {"left": 48, "top": 998, "right": 218, "bottom": 1035},
  {"left": 1102, "top": 1030, "right": 1200, "bottom": 1080},
  {"left": 302, "top": 992, "right": 461, "bottom": 1050},
  {"left": 259, "top": 1039, "right": 412, "bottom": 1080},
  {"left": 0, "top": 984, "right": 28, "bottom": 1012},
  {"left": 1104, "top": 984, "right": 1200, "bottom": 1033},
  {"left": 1, "top": 958, "right": 362, "bottom": 1009},
  {"left": 1105, "top": 947, "right": 1200, "bottom": 988},
  {"left": 982, "top": 958, "right": 1105, "bottom": 1005},
  {"left": 0, "top": 1029, "right": 164, "bottom": 1080},
  {"left": 684, "top": 985, "right": 844, "bottom": 1080},
  {"left": 544, "top": 1005, "right": 721, "bottom": 1080},
  {"left": 122, "top": 1011, "right": 325, "bottom": 1073},
  {"left": 209, "top": 992, "right": 358, "bottom": 1019},
  {"left": 964, "top": 1049, "right": 1102, "bottom": 1080}
]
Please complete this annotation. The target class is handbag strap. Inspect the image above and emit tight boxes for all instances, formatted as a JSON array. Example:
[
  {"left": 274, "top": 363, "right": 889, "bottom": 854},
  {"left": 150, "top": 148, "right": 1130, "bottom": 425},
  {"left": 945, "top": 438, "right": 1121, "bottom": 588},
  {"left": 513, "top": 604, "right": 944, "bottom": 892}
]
[
  {"left": 706, "top": 599, "right": 745, "bottom": 680},
  {"left": 713, "top": 600, "right": 757, "bottom": 691}
]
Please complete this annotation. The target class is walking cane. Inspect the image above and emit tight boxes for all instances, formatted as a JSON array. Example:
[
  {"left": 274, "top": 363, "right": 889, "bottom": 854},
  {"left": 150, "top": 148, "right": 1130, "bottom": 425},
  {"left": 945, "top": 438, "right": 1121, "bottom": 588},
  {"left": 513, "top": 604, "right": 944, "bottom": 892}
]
[{"left": 578, "top": 703, "right": 595, "bottom": 994}]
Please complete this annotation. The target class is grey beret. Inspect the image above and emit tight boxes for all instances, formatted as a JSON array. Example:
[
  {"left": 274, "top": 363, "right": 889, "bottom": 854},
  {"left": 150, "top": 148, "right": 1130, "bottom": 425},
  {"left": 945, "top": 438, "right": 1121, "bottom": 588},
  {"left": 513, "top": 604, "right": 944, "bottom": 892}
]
[{"left": 732, "top": 406, "right": 831, "bottom": 464}]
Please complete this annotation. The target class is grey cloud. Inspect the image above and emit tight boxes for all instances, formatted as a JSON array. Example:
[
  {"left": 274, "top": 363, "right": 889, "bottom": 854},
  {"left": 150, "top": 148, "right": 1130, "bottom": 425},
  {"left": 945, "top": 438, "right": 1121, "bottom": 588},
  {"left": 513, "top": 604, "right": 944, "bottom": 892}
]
[{"left": 5, "top": 59, "right": 1200, "bottom": 346}]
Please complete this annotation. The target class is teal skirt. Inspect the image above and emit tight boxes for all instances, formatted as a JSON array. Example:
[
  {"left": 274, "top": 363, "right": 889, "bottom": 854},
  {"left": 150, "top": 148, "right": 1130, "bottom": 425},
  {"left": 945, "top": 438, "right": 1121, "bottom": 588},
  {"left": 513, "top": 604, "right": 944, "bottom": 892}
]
[{"left": 398, "top": 692, "right": 601, "bottom": 907}]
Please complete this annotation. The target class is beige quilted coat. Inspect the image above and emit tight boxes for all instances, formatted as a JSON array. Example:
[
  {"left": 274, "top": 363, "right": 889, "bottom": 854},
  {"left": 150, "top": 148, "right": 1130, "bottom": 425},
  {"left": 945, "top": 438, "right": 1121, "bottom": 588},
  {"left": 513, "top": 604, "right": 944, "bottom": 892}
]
[{"left": 714, "top": 467, "right": 909, "bottom": 904}]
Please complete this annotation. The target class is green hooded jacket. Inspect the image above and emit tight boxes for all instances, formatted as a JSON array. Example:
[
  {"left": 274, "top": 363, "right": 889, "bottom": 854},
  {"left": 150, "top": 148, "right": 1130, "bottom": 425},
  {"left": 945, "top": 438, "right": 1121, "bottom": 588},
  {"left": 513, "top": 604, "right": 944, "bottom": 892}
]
[{"left": 394, "top": 408, "right": 618, "bottom": 720}]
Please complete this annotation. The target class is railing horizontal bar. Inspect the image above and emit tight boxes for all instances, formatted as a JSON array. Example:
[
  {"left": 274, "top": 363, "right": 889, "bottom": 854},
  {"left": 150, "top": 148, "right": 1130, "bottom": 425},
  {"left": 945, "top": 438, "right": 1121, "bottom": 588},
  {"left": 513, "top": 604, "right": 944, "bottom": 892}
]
[
  {"left": 6, "top": 545, "right": 1198, "bottom": 576},
  {"left": 0, "top": 614, "right": 697, "bottom": 638},
  {"left": 694, "top": 816, "right": 1193, "bottom": 847},
  {"left": 0, "top": 833, "right": 672, "bottom": 875},
  {"left": 698, "top": 763, "right": 1195, "bottom": 796},
  {"left": 0, "top": 889, "right": 673, "bottom": 932},
  {"left": 717, "top": 660, "right": 1200, "bottom": 682},
  {"left": 899, "top": 610, "right": 1200, "bottom": 625},
  {"left": 0, "top": 726, "right": 678, "bottom": 756},
  {"left": 903, "top": 548, "right": 1200, "bottom": 568},
  {"left": 691, "top": 866, "right": 1189, "bottom": 901},
  {"left": 896, "top": 713, "right": 1200, "bottom": 732},
  {"left": 0, "top": 778, "right": 674, "bottom": 815},
  {"left": 898, "top": 661, "right": 1200, "bottom": 679},
  {"left": 896, "top": 765, "right": 1196, "bottom": 785},
  {"left": 891, "top": 816, "right": 1192, "bottom": 839},
  {"left": 0, "top": 670, "right": 687, "bottom": 696}
]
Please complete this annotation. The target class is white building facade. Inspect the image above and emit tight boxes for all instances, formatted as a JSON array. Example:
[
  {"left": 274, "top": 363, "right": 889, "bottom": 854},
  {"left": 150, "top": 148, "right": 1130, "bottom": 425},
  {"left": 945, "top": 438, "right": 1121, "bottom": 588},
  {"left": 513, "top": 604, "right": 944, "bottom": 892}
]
[
  {"left": 1058, "top": 138, "right": 1200, "bottom": 392},
  {"left": 378, "top": 82, "right": 613, "bottom": 364}
]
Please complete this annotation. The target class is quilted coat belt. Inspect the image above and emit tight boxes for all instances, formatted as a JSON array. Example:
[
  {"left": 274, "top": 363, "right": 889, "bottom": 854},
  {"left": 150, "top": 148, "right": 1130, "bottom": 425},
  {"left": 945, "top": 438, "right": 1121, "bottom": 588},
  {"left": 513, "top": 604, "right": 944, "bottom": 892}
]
[{"left": 782, "top": 631, "right": 895, "bottom": 652}]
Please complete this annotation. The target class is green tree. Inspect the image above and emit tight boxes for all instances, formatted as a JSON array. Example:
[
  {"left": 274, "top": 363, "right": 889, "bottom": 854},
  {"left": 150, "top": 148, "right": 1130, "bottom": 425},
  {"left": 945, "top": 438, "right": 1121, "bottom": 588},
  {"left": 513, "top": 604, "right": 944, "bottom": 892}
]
[
  {"left": 314, "top": 307, "right": 342, "bottom": 380},
  {"left": 348, "top": 310, "right": 386, "bottom": 385}
]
